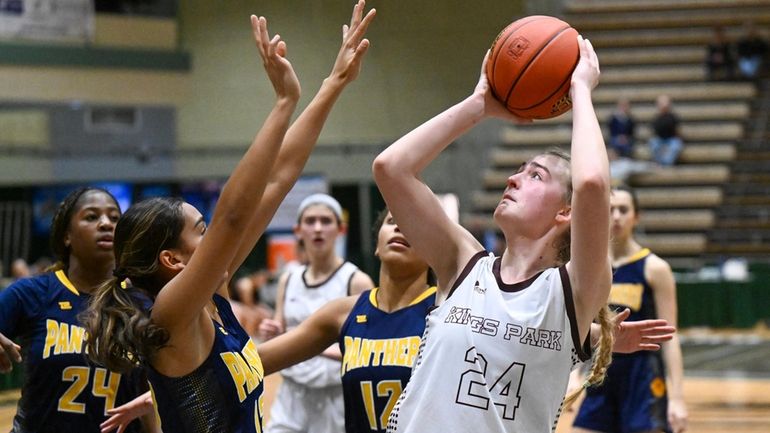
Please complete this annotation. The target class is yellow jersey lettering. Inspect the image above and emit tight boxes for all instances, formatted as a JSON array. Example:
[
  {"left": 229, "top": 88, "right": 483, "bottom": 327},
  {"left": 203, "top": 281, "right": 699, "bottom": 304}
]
[
  {"left": 609, "top": 283, "right": 644, "bottom": 311},
  {"left": 55, "top": 322, "right": 70, "bottom": 355},
  {"left": 221, "top": 340, "right": 265, "bottom": 403},
  {"left": 343, "top": 337, "right": 361, "bottom": 372},
  {"left": 344, "top": 337, "right": 422, "bottom": 372},
  {"left": 371, "top": 340, "right": 385, "bottom": 367},
  {"left": 405, "top": 337, "right": 420, "bottom": 367},
  {"left": 43, "top": 319, "right": 58, "bottom": 359},
  {"left": 383, "top": 339, "right": 398, "bottom": 366},
  {"left": 43, "top": 320, "right": 88, "bottom": 358}
]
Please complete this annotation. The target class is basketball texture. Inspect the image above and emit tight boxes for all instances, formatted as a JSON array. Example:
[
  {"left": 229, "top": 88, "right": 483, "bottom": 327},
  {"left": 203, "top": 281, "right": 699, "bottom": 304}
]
[{"left": 486, "top": 16, "right": 579, "bottom": 119}]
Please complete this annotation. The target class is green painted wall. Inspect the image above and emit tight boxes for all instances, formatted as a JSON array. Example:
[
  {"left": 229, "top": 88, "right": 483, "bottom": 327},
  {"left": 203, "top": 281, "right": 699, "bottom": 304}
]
[{"left": 177, "top": 0, "right": 525, "bottom": 148}]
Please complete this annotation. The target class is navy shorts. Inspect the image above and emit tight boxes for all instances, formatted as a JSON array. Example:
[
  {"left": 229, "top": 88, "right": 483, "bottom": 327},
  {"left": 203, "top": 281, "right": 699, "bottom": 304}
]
[{"left": 573, "top": 353, "right": 671, "bottom": 433}]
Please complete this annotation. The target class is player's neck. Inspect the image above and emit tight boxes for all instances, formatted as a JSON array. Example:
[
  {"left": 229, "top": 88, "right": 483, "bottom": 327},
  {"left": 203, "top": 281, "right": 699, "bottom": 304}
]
[
  {"left": 610, "top": 238, "right": 643, "bottom": 264},
  {"left": 498, "top": 240, "right": 558, "bottom": 283},
  {"left": 377, "top": 270, "right": 429, "bottom": 312},
  {"left": 66, "top": 257, "right": 113, "bottom": 294}
]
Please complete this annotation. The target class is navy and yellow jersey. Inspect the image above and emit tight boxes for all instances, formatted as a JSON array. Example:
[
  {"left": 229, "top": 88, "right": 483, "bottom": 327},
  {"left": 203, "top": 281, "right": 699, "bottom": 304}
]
[
  {"left": 608, "top": 248, "right": 658, "bottom": 323},
  {"left": 0, "top": 271, "right": 145, "bottom": 433},
  {"left": 339, "top": 286, "right": 436, "bottom": 433},
  {"left": 575, "top": 248, "right": 670, "bottom": 432},
  {"left": 146, "top": 293, "right": 265, "bottom": 433}
]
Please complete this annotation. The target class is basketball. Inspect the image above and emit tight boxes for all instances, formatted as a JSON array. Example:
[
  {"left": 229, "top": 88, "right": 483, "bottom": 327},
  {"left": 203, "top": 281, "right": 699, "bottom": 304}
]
[{"left": 486, "top": 15, "right": 579, "bottom": 119}]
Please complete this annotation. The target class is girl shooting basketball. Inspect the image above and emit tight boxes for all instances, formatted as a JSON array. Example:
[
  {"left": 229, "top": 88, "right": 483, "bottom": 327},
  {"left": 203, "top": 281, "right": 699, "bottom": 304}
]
[{"left": 373, "top": 35, "right": 611, "bottom": 433}]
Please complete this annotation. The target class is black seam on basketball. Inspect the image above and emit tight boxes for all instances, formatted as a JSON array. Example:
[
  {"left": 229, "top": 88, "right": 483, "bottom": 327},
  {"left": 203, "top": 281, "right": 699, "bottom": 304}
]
[
  {"left": 503, "top": 24, "right": 571, "bottom": 108},
  {"left": 489, "top": 16, "right": 542, "bottom": 100},
  {"left": 516, "top": 41, "right": 579, "bottom": 112}
]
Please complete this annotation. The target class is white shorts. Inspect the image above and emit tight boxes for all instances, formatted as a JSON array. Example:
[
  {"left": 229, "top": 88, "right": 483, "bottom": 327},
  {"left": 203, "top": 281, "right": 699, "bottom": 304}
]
[{"left": 266, "top": 377, "right": 345, "bottom": 433}]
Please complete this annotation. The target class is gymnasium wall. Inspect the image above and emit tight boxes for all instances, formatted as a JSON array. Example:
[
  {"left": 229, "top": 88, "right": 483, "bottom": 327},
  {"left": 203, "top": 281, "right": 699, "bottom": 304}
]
[{"left": 0, "top": 0, "right": 526, "bottom": 185}]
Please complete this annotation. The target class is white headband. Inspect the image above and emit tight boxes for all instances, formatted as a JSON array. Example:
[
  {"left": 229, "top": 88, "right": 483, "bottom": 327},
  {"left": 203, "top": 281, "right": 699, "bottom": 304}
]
[{"left": 297, "top": 193, "right": 342, "bottom": 221}]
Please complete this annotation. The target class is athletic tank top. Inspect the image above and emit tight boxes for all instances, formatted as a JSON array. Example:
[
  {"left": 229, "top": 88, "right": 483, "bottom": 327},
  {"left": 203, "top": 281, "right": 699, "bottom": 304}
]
[
  {"left": 281, "top": 261, "right": 359, "bottom": 387},
  {"left": 146, "top": 294, "right": 264, "bottom": 433},
  {"left": 608, "top": 248, "right": 657, "bottom": 322},
  {"left": 0, "top": 271, "right": 144, "bottom": 433},
  {"left": 387, "top": 252, "right": 591, "bottom": 433},
  {"left": 340, "top": 287, "right": 437, "bottom": 433}
]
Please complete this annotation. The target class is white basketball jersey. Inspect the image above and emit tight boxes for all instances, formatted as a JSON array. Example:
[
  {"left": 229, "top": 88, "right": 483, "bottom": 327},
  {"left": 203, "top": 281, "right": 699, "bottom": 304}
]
[
  {"left": 281, "top": 261, "right": 359, "bottom": 387},
  {"left": 387, "top": 252, "right": 590, "bottom": 433}
]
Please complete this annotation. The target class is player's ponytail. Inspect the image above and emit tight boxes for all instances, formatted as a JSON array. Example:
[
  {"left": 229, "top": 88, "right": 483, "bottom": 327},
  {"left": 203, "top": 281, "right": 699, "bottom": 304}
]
[
  {"left": 563, "top": 305, "right": 614, "bottom": 409},
  {"left": 81, "top": 276, "right": 168, "bottom": 373}
]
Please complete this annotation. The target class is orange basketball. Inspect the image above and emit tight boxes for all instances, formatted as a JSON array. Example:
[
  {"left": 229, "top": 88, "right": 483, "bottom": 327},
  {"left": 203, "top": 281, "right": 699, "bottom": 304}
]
[{"left": 486, "top": 16, "right": 579, "bottom": 119}]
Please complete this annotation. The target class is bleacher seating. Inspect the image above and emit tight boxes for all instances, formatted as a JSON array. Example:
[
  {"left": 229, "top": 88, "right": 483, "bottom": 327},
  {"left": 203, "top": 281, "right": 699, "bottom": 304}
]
[{"left": 463, "top": 0, "right": 770, "bottom": 265}]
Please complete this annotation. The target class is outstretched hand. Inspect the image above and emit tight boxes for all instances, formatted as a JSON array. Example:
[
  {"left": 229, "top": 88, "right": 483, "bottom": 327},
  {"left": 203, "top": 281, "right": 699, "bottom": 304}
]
[
  {"left": 571, "top": 35, "right": 600, "bottom": 94},
  {"left": 0, "top": 332, "right": 22, "bottom": 373},
  {"left": 611, "top": 308, "right": 675, "bottom": 354},
  {"left": 100, "top": 391, "right": 153, "bottom": 433},
  {"left": 329, "top": 0, "right": 376, "bottom": 84},
  {"left": 250, "top": 15, "right": 301, "bottom": 102}
]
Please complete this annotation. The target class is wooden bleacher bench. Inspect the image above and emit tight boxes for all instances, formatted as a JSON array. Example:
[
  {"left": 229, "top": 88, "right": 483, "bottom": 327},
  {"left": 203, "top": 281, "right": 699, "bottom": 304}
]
[
  {"left": 635, "top": 233, "right": 708, "bottom": 255},
  {"left": 589, "top": 27, "right": 758, "bottom": 49},
  {"left": 636, "top": 186, "right": 723, "bottom": 208},
  {"left": 633, "top": 143, "right": 736, "bottom": 163},
  {"left": 592, "top": 82, "right": 756, "bottom": 103},
  {"left": 566, "top": 0, "right": 770, "bottom": 15},
  {"left": 538, "top": 102, "right": 750, "bottom": 125},
  {"left": 600, "top": 65, "right": 705, "bottom": 83},
  {"left": 569, "top": 10, "right": 770, "bottom": 32},
  {"left": 639, "top": 209, "right": 716, "bottom": 230},
  {"left": 499, "top": 123, "right": 742, "bottom": 145},
  {"left": 628, "top": 164, "right": 731, "bottom": 186},
  {"left": 599, "top": 46, "right": 704, "bottom": 66}
]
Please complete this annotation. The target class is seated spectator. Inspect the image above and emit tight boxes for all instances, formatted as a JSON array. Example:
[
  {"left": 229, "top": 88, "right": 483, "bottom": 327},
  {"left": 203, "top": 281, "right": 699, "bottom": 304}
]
[
  {"left": 706, "top": 25, "right": 735, "bottom": 81},
  {"left": 737, "top": 20, "right": 768, "bottom": 79},
  {"left": 649, "top": 95, "right": 684, "bottom": 166},
  {"left": 608, "top": 97, "right": 636, "bottom": 158}
]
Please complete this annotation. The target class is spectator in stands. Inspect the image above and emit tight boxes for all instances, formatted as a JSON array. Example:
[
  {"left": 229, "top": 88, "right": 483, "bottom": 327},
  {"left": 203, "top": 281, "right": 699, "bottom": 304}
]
[
  {"left": 608, "top": 97, "right": 636, "bottom": 158},
  {"left": 736, "top": 21, "right": 768, "bottom": 80},
  {"left": 705, "top": 25, "right": 735, "bottom": 81},
  {"left": 649, "top": 95, "right": 683, "bottom": 166}
]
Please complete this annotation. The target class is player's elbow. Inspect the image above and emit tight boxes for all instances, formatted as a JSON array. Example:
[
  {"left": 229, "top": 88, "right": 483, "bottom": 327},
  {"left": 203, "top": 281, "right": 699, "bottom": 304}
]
[{"left": 372, "top": 152, "right": 400, "bottom": 186}]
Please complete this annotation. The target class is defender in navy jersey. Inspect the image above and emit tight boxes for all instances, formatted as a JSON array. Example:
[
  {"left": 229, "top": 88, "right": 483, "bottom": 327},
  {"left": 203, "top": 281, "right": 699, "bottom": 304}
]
[
  {"left": 80, "top": 5, "right": 376, "bottom": 433},
  {"left": 339, "top": 286, "right": 436, "bottom": 433},
  {"left": 0, "top": 271, "right": 147, "bottom": 433},
  {"left": 0, "top": 187, "right": 152, "bottom": 433},
  {"left": 145, "top": 293, "right": 265, "bottom": 433},
  {"left": 573, "top": 187, "right": 687, "bottom": 433}
]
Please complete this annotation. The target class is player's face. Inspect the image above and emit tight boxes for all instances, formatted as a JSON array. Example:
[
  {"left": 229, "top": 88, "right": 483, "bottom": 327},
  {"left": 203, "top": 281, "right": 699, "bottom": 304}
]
[
  {"left": 173, "top": 202, "right": 207, "bottom": 265},
  {"left": 65, "top": 190, "right": 121, "bottom": 264},
  {"left": 494, "top": 154, "right": 571, "bottom": 235},
  {"left": 375, "top": 212, "right": 428, "bottom": 272},
  {"left": 294, "top": 204, "right": 341, "bottom": 258},
  {"left": 610, "top": 190, "right": 638, "bottom": 241}
]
